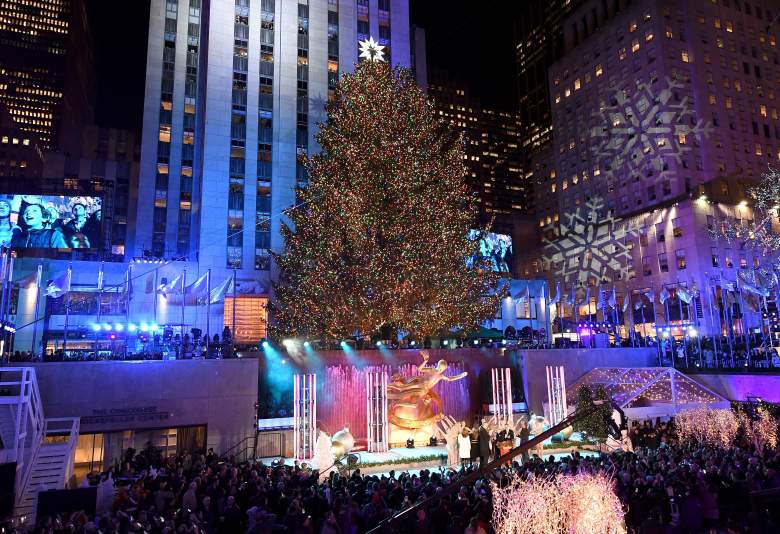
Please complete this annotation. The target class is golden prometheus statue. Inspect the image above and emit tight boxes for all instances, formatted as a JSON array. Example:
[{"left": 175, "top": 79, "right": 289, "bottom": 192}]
[{"left": 387, "top": 351, "right": 467, "bottom": 435}]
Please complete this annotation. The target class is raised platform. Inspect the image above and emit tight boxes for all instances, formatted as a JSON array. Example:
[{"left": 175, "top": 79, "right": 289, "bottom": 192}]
[{"left": 265, "top": 445, "right": 449, "bottom": 475}]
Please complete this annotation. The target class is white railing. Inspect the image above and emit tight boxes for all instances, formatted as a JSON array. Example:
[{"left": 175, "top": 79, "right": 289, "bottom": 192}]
[{"left": 0, "top": 367, "right": 44, "bottom": 509}]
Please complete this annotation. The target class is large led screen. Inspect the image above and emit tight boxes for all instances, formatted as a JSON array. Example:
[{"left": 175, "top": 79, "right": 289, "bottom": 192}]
[
  {"left": 467, "top": 230, "right": 513, "bottom": 273},
  {"left": 0, "top": 194, "right": 102, "bottom": 250}
]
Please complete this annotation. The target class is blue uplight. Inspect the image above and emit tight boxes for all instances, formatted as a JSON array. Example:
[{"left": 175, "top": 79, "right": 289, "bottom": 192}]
[
  {"left": 127, "top": 323, "right": 137, "bottom": 332},
  {"left": 92, "top": 324, "right": 101, "bottom": 332},
  {"left": 262, "top": 340, "right": 270, "bottom": 348}
]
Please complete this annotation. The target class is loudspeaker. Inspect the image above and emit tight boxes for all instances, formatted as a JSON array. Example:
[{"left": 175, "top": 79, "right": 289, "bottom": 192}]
[{"left": 0, "top": 462, "right": 15, "bottom": 519}]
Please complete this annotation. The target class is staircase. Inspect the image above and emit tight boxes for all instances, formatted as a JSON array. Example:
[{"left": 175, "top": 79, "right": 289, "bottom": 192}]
[{"left": 0, "top": 367, "right": 79, "bottom": 526}]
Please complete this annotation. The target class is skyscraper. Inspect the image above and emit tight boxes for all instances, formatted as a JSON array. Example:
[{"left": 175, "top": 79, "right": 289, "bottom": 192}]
[
  {"left": 427, "top": 71, "right": 525, "bottom": 236},
  {"left": 133, "top": 0, "right": 411, "bottom": 291},
  {"left": 0, "top": 0, "right": 94, "bottom": 152},
  {"left": 525, "top": 0, "right": 780, "bottom": 338}
]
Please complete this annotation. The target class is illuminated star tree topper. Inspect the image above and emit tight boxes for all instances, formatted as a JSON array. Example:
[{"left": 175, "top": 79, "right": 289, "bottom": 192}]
[
  {"left": 358, "top": 36, "right": 385, "bottom": 62},
  {"left": 272, "top": 61, "right": 503, "bottom": 341}
]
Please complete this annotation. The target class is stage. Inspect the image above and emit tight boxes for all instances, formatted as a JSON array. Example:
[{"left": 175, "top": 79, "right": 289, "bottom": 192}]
[{"left": 260, "top": 445, "right": 599, "bottom": 476}]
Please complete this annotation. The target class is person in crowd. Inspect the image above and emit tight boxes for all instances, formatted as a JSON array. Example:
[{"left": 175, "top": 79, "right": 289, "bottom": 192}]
[
  {"left": 10, "top": 203, "right": 67, "bottom": 249},
  {"left": 0, "top": 199, "right": 20, "bottom": 247},
  {"left": 13, "top": 416, "right": 780, "bottom": 534},
  {"left": 63, "top": 202, "right": 90, "bottom": 246}
]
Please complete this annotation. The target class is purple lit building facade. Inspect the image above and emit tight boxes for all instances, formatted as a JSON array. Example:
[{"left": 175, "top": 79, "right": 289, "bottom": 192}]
[{"left": 525, "top": 0, "right": 780, "bottom": 339}]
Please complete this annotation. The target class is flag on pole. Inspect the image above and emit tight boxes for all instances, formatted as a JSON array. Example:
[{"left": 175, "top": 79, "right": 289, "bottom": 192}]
[
  {"left": 565, "top": 285, "right": 575, "bottom": 306},
  {"left": 208, "top": 276, "right": 235, "bottom": 304},
  {"left": 185, "top": 272, "right": 210, "bottom": 299},
  {"left": 596, "top": 288, "right": 605, "bottom": 309},
  {"left": 97, "top": 263, "right": 105, "bottom": 291},
  {"left": 44, "top": 268, "right": 71, "bottom": 298},
  {"left": 16, "top": 269, "right": 39, "bottom": 289},
  {"left": 608, "top": 287, "right": 617, "bottom": 308},
  {"left": 677, "top": 287, "right": 693, "bottom": 304},
  {"left": 515, "top": 285, "right": 530, "bottom": 303},
  {"left": 659, "top": 287, "right": 670, "bottom": 304},
  {"left": 157, "top": 273, "right": 183, "bottom": 297},
  {"left": 550, "top": 282, "right": 561, "bottom": 305},
  {"left": 644, "top": 289, "right": 654, "bottom": 303},
  {"left": 623, "top": 294, "right": 630, "bottom": 312}
]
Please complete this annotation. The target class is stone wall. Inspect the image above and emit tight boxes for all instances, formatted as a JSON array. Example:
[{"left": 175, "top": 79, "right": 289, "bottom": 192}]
[{"left": 22, "top": 358, "right": 258, "bottom": 454}]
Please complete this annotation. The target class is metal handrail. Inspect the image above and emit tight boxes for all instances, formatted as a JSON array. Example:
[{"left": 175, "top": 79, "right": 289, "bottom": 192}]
[
  {"left": 220, "top": 433, "right": 258, "bottom": 461},
  {"left": 367, "top": 401, "right": 609, "bottom": 533}
]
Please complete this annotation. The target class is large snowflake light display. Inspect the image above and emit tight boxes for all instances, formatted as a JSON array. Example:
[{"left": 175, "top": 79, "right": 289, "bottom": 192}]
[
  {"left": 542, "top": 197, "right": 637, "bottom": 284},
  {"left": 590, "top": 77, "right": 711, "bottom": 186}
]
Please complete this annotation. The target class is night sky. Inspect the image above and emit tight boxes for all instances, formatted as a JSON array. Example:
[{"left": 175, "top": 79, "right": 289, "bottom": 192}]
[{"left": 87, "top": 0, "right": 518, "bottom": 131}]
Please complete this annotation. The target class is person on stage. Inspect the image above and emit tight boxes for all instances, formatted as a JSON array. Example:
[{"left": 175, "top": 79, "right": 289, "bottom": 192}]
[
  {"left": 517, "top": 418, "right": 530, "bottom": 464},
  {"left": 496, "top": 421, "right": 515, "bottom": 465},
  {"left": 457, "top": 427, "right": 472, "bottom": 469},
  {"left": 477, "top": 418, "right": 492, "bottom": 468}
]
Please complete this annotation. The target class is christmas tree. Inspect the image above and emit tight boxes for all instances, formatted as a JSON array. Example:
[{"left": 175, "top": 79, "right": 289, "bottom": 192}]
[
  {"left": 711, "top": 166, "right": 780, "bottom": 258},
  {"left": 273, "top": 60, "right": 503, "bottom": 341}
]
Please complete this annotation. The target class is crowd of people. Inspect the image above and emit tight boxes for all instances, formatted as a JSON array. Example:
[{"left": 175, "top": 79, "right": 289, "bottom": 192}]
[{"left": 4, "top": 416, "right": 776, "bottom": 534}]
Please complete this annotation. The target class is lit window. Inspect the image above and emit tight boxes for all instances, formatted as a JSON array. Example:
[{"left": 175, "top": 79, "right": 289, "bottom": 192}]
[
  {"left": 678, "top": 133, "right": 686, "bottom": 145},
  {"left": 681, "top": 50, "right": 690, "bottom": 63},
  {"left": 595, "top": 64, "right": 603, "bottom": 76},
  {"left": 562, "top": 179, "right": 568, "bottom": 190},
  {"left": 760, "top": 105, "right": 767, "bottom": 117},
  {"left": 714, "top": 17, "right": 721, "bottom": 29},
  {"left": 708, "top": 94, "right": 716, "bottom": 104},
  {"left": 0, "top": 136, "right": 7, "bottom": 144},
  {"left": 565, "top": 87, "right": 571, "bottom": 97},
  {"left": 619, "top": 48, "right": 627, "bottom": 60},
  {"left": 645, "top": 30, "right": 653, "bottom": 42},
  {"left": 665, "top": 26, "right": 673, "bottom": 39},
  {"left": 551, "top": 184, "right": 556, "bottom": 193},
  {"left": 159, "top": 126, "right": 171, "bottom": 143},
  {"left": 725, "top": 98, "right": 732, "bottom": 109},
  {"left": 555, "top": 94, "right": 561, "bottom": 103},
  {"left": 725, "top": 20, "right": 733, "bottom": 32},
  {"left": 574, "top": 78, "right": 581, "bottom": 90},
  {"left": 632, "top": 39, "right": 640, "bottom": 52},
  {"left": 755, "top": 143, "right": 763, "bottom": 156},
  {"left": 629, "top": 20, "right": 637, "bottom": 32}
]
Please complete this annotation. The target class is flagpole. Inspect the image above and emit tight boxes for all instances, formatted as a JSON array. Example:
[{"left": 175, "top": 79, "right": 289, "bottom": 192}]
[
  {"left": 31, "top": 264, "right": 42, "bottom": 357},
  {"left": 612, "top": 288, "right": 619, "bottom": 346},
  {"left": 0, "top": 249, "right": 7, "bottom": 351},
  {"left": 704, "top": 276, "right": 718, "bottom": 364},
  {"left": 153, "top": 266, "right": 159, "bottom": 325},
  {"left": 95, "top": 261, "right": 104, "bottom": 358},
  {"left": 181, "top": 267, "right": 187, "bottom": 347},
  {"left": 677, "top": 286, "right": 688, "bottom": 367},
  {"left": 1, "top": 252, "right": 13, "bottom": 360},
  {"left": 572, "top": 283, "right": 579, "bottom": 346},
  {"left": 62, "top": 264, "right": 72, "bottom": 356},
  {"left": 232, "top": 268, "right": 237, "bottom": 354},
  {"left": 206, "top": 268, "right": 211, "bottom": 354},
  {"left": 736, "top": 277, "right": 751, "bottom": 367}
]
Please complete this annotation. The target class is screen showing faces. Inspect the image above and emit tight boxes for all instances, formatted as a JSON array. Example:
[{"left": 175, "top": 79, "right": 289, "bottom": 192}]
[
  {"left": 0, "top": 194, "right": 102, "bottom": 250},
  {"left": 468, "top": 230, "right": 513, "bottom": 273}
]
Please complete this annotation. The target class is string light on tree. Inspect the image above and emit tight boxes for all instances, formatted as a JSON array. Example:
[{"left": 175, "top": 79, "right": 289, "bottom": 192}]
[{"left": 272, "top": 61, "right": 504, "bottom": 341}]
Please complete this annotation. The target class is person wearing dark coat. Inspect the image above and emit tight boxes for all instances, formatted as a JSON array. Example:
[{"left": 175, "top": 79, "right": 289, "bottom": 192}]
[{"left": 477, "top": 418, "right": 492, "bottom": 468}]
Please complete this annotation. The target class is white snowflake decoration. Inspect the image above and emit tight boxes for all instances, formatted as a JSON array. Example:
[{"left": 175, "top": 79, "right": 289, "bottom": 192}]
[
  {"left": 590, "top": 77, "right": 712, "bottom": 187},
  {"left": 542, "top": 197, "right": 638, "bottom": 285},
  {"left": 358, "top": 36, "right": 385, "bottom": 63}
]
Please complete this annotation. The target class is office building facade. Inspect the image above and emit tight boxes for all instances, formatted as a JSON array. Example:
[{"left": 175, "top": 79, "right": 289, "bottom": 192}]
[
  {"left": 0, "top": 0, "right": 94, "bottom": 153},
  {"left": 134, "top": 0, "right": 412, "bottom": 294},
  {"left": 427, "top": 72, "right": 526, "bottom": 236},
  {"left": 524, "top": 0, "right": 780, "bottom": 337}
]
